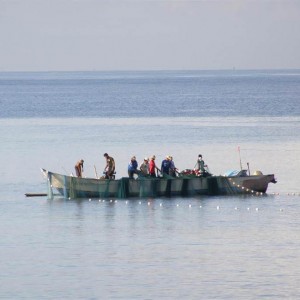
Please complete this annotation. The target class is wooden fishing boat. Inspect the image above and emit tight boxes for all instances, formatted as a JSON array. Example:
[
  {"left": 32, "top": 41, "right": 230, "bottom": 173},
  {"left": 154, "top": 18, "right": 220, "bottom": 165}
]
[{"left": 41, "top": 169, "right": 276, "bottom": 199}]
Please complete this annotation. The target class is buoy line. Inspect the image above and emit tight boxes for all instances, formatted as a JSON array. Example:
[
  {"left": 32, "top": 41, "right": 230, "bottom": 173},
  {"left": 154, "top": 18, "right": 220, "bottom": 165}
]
[
  {"left": 85, "top": 199, "right": 287, "bottom": 212},
  {"left": 65, "top": 190, "right": 300, "bottom": 202}
]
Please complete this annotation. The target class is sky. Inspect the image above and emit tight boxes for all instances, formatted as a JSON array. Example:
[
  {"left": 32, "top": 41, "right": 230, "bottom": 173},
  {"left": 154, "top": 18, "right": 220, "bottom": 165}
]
[{"left": 0, "top": 0, "right": 299, "bottom": 71}]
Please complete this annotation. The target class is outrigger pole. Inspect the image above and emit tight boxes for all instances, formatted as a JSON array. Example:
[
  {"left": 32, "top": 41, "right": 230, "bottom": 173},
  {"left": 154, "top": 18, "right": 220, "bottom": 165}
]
[{"left": 94, "top": 165, "right": 99, "bottom": 179}]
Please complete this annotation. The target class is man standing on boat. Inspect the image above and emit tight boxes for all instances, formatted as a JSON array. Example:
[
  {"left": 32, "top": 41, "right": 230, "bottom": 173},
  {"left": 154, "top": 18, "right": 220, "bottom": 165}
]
[
  {"left": 103, "top": 153, "right": 115, "bottom": 179},
  {"left": 169, "top": 156, "right": 177, "bottom": 177},
  {"left": 140, "top": 157, "right": 150, "bottom": 176},
  {"left": 161, "top": 155, "right": 171, "bottom": 176},
  {"left": 75, "top": 159, "right": 84, "bottom": 177},
  {"left": 149, "top": 155, "right": 161, "bottom": 178},
  {"left": 194, "top": 154, "right": 207, "bottom": 176},
  {"left": 128, "top": 156, "right": 138, "bottom": 179}
]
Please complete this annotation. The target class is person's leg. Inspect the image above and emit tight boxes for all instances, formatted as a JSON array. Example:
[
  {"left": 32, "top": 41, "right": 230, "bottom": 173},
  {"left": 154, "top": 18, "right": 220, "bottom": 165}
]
[{"left": 75, "top": 167, "right": 80, "bottom": 177}]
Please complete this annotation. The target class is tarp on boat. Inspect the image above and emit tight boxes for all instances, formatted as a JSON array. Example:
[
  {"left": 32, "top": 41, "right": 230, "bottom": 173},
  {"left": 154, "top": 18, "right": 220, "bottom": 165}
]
[{"left": 223, "top": 170, "right": 248, "bottom": 177}]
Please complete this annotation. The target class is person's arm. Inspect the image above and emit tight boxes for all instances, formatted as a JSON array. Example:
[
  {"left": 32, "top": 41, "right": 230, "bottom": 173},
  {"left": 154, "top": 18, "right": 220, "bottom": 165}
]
[{"left": 155, "top": 163, "right": 161, "bottom": 173}]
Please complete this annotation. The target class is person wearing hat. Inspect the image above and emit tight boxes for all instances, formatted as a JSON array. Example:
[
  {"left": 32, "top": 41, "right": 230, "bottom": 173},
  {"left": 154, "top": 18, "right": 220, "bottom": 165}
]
[
  {"left": 103, "top": 153, "right": 115, "bottom": 179},
  {"left": 161, "top": 155, "right": 171, "bottom": 176},
  {"left": 149, "top": 155, "right": 161, "bottom": 178},
  {"left": 75, "top": 159, "right": 84, "bottom": 177},
  {"left": 140, "top": 157, "right": 150, "bottom": 176},
  {"left": 128, "top": 156, "right": 139, "bottom": 179}
]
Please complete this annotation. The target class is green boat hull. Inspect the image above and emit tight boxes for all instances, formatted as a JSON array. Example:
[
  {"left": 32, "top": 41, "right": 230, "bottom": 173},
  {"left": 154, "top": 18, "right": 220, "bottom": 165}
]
[{"left": 42, "top": 169, "right": 276, "bottom": 199}]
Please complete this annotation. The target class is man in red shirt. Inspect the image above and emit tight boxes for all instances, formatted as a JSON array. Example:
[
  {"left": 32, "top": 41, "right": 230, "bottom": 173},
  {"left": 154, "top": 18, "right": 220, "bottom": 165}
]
[{"left": 149, "top": 155, "right": 161, "bottom": 178}]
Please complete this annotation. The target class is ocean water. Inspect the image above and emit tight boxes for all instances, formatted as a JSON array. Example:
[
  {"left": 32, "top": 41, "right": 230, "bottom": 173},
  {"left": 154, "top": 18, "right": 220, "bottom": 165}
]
[{"left": 1, "top": 70, "right": 300, "bottom": 299}]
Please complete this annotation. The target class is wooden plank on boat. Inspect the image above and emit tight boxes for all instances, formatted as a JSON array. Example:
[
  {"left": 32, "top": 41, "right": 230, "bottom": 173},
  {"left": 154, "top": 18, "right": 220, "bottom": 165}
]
[{"left": 25, "top": 193, "right": 47, "bottom": 197}]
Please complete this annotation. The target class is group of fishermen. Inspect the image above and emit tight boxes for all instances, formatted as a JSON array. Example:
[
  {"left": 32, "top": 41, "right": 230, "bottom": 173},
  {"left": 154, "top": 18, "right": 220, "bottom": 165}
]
[{"left": 75, "top": 153, "right": 207, "bottom": 179}]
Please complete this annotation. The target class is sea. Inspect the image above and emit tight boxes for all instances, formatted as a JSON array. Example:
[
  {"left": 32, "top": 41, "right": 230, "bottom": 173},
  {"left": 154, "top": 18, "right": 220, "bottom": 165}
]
[{"left": 0, "top": 70, "right": 300, "bottom": 299}]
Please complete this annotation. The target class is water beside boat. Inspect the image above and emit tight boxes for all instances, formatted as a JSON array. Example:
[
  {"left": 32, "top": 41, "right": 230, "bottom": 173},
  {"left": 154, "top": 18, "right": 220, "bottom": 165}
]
[{"left": 1, "top": 70, "right": 300, "bottom": 299}]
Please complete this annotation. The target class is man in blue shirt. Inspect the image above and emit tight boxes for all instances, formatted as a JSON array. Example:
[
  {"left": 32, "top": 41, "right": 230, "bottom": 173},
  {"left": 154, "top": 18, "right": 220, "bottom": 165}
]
[
  {"left": 161, "top": 156, "right": 171, "bottom": 176},
  {"left": 128, "top": 156, "right": 138, "bottom": 179}
]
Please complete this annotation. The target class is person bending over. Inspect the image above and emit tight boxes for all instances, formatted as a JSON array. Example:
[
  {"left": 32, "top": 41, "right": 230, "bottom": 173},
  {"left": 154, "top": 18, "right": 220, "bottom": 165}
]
[
  {"left": 75, "top": 159, "right": 84, "bottom": 177},
  {"left": 103, "top": 153, "right": 115, "bottom": 179}
]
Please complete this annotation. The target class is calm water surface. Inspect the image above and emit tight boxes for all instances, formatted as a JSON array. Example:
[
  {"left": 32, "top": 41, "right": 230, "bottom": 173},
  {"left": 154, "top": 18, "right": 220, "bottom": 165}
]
[{"left": 1, "top": 70, "right": 300, "bottom": 299}]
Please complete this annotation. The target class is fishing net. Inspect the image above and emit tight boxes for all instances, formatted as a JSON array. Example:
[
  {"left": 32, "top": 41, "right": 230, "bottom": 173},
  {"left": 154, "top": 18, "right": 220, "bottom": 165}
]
[
  {"left": 207, "top": 177, "right": 219, "bottom": 195},
  {"left": 220, "top": 177, "right": 238, "bottom": 195},
  {"left": 48, "top": 172, "right": 114, "bottom": 199},
  {"left": 117, "top": 177, "right": 130, "bottom": 198},
  {"left": 46, "top": 171, "right": 239, "bottom": 199}
]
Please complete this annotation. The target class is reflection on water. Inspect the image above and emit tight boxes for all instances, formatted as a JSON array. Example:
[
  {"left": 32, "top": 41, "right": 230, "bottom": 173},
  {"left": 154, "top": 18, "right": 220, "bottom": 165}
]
[{"left": 2, "top": 195, "right": 300, "bottom": 298}]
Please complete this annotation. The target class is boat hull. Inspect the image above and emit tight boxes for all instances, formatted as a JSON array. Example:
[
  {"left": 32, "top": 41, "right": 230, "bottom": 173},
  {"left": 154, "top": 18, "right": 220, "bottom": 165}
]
[{"left": 42, "top": 169, "right": 276, "bottom": 199}]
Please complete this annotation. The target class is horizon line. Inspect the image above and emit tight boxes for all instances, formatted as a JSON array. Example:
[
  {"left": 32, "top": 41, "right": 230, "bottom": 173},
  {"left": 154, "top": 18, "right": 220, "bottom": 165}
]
[{"left": 0, "top": 68, "right": 300, "bottom": 73}]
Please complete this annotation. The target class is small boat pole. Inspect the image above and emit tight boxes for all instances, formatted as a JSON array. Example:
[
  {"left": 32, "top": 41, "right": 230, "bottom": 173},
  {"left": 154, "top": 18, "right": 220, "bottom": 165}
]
[
  {"left": 25, "top": 193, "right": 47, "bottom": 197},
  {"left": 238, "top": 146, "right": 243, "bottom": 170},
  {"left": 247, "top": 162, "right": 251, "bottom": 176}
]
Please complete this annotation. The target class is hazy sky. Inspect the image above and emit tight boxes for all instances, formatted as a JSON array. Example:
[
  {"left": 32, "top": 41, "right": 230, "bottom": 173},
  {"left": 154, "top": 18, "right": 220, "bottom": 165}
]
[{"left": 0, "top": 0, "right": 299, "bottom": 71}]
